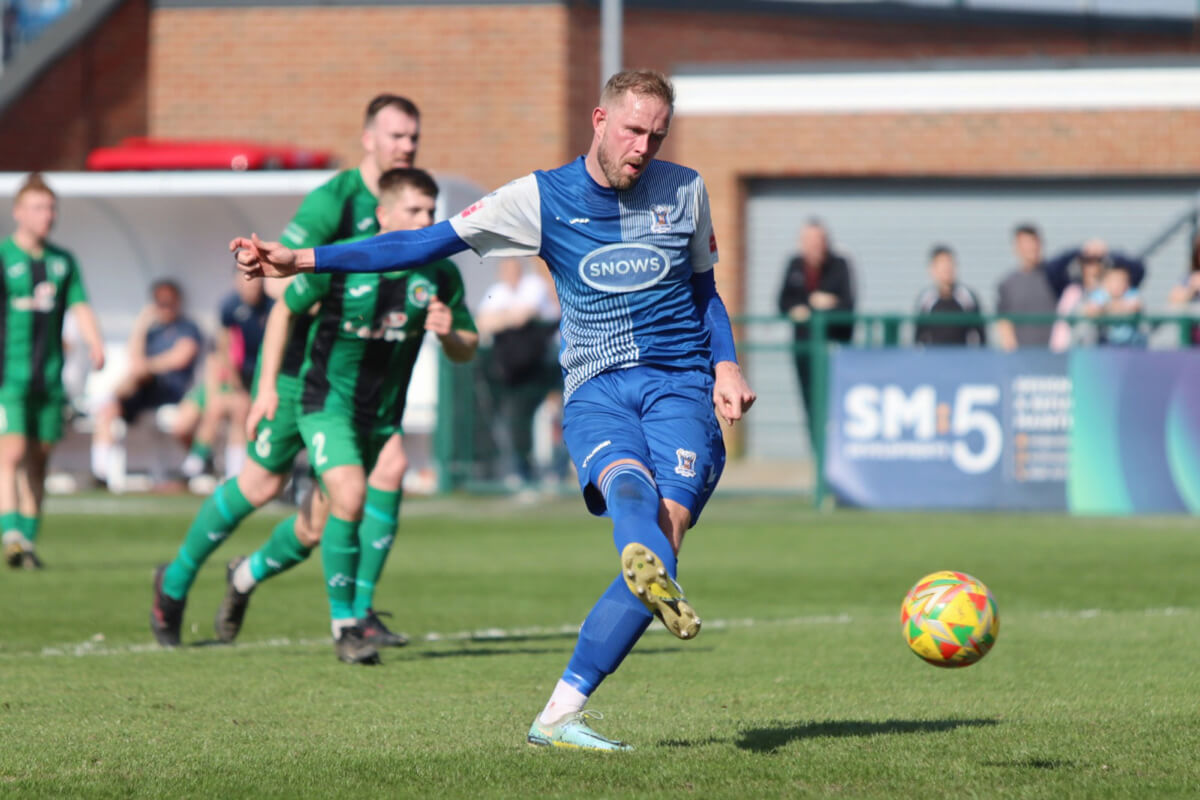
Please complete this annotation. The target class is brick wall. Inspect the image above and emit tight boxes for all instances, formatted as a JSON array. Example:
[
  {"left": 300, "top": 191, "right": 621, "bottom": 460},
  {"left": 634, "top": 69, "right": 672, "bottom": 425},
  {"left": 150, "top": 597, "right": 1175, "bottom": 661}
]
[
  {"left": 5, "top": 1, "right": 1200, "bottom": 312},
  {"left": 148, "top": 5, "right": 572, "bottom": 192},
  {"left": 0, "top": 0, "right": 148, "bottom": 171}
]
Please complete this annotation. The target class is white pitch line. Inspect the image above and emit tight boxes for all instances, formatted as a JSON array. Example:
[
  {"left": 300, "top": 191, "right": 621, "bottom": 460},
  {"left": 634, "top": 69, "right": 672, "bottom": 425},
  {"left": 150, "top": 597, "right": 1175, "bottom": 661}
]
[
  {"left": 10, "top": 614, "right": 853, "bottom": 660},
  {"left": 5, "top": 607, "right": 1190, "bottom": 661}
]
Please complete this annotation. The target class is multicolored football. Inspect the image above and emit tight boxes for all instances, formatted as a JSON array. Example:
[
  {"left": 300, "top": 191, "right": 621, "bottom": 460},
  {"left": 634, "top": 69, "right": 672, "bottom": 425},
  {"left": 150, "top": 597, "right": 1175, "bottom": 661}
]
[{"left": 900, "top": 571, "right": 999, "bottom": 668}]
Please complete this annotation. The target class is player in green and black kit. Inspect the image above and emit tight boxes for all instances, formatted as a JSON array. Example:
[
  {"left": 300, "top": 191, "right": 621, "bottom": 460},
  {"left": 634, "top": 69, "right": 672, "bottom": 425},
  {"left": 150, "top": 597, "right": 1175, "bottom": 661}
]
[
  {"left": 1, "top": 174, "right": 105, "bottom": 570},
  {"left": 151, "top": 95, "right": 422, "bottom": 645},
  {"left": 229, "top": 168, "right": 477, "bottom": 664}
]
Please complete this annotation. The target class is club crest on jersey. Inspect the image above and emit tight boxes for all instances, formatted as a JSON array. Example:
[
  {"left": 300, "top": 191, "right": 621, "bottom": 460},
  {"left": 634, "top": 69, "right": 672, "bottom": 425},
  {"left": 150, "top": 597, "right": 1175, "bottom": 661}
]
[
  {"left": 578, "top": 243, "right": 671, "bottom": 293},
  {"left": 650, "top": 204, "right": 673, "bottom": 234},
  {"left": 674, "top": 448, "right": 697, "bottom": 478},
  {"left": 48, "top": 257, "right": 68, "bottom": 278},
  {"left": 407, "top": 277, "right": 435, "bottom": 308}
]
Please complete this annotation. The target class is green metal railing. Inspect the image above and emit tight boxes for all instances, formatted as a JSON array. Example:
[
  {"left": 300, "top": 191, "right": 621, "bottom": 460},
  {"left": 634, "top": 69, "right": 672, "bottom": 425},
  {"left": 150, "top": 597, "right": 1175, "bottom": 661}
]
[{"left": 733, "top": 310, "right": 1200, "bottom": 508}]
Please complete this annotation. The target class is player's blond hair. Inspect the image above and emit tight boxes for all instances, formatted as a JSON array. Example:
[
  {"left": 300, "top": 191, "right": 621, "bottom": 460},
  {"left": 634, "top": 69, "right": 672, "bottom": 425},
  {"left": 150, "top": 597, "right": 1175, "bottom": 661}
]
[
  {"left": 14, "top": 173, "right": 55, "bottom": 206},
  {"left": 600, "top": 69, "right": 675, "bottom": 111}
]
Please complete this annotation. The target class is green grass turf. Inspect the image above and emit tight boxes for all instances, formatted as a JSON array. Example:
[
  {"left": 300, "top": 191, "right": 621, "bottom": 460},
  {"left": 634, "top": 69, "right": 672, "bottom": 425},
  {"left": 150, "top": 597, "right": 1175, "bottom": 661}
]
[{"left": 1, "top": 494, "right": 1198, "bottom": 798}]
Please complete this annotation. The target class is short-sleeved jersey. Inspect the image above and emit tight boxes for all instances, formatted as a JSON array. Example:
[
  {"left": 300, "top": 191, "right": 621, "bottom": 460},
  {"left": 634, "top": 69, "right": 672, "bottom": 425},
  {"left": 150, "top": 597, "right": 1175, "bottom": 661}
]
[
  {"left": 286, "top": 259, "right": 474, "bottom": 429},
  {"left": 219, "top": 291, "right": 274, "bottom": 387},
  {"left": 448, "top": 156, "right": 717, "bottom": 399},
  {"left": 0, "top": 236, "right": 88, "bottom": 395},
  {"left": 279, "top": 168, "right": 380, "bottom": 379}
]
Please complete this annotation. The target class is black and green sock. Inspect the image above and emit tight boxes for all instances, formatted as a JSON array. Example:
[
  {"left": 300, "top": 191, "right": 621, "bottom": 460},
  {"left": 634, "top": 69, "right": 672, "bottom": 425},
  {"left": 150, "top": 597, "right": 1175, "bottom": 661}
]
[
  {"left": 352, "top": 487, "right": 401, "bottom": 618},
  {"left": 17, "top": 513, "right": 39, "bottom": 544},
  {"left": 162, "top": 478, "right": 256, "bottom": 600},
  {"left": 246, "top": 515, "right": 312, "bottom": 585},
  {"left": 321, "top": 514, "right": 360, "bottom": 623}
]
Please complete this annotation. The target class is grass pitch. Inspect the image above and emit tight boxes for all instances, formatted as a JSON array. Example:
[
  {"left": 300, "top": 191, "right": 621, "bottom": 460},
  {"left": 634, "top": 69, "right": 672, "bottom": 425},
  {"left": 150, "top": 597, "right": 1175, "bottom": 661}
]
[{"left": 1, "top": 493, "right": 1198, "bottom": 798}]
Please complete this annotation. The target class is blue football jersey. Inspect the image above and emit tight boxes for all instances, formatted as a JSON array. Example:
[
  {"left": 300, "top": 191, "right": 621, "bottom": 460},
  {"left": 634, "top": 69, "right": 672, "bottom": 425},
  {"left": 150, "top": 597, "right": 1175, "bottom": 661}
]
[{"left": 449, "top": 156, "right": 719, "bottom": 399}]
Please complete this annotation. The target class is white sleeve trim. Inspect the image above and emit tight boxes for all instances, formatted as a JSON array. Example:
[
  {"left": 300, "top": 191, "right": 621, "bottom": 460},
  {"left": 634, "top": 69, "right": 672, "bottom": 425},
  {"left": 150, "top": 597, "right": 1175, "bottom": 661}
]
[
  {"left": 689, "top": 175, "right": 718, "bottom": 274},
  {"left": 449, "top": 174, "right": 542, "bottom": 258}
]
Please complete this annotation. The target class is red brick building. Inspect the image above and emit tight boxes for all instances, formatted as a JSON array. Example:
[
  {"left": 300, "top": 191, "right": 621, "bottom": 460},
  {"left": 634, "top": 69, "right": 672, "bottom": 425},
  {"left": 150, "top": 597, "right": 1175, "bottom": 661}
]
[{"left": 4, "top": 0, "right": 1199, "bottom": 313}]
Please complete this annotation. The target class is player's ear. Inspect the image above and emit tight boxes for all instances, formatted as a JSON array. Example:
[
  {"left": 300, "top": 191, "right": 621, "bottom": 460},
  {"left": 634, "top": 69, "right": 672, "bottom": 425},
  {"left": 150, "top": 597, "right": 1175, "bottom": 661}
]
[
  {"left": 375, "top": 206, "right": 386, "bottom": 228},
  {"left": 592, "top": 106, "right": 607, "bottom": 134}
]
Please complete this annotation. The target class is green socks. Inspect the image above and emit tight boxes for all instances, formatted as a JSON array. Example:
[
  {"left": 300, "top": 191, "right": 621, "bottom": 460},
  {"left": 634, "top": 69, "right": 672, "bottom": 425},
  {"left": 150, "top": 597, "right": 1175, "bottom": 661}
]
[
  {"left": 352, "top": 487, "right": 401, "bottom": 618},
  {"left": 247, "top": 516, "right": 312, "bottom": 584},
  {"left": 1, "top": 511, "right": 19, "bottom": 537},
  {"left": 162, "top": 478, "right": 256, "bottom": 601},
  {"left": 321, "top": 514, "right": 360, "bottom": 622},
  {"left": 17, "top": 513, "right": 39, "bottom": 544}
]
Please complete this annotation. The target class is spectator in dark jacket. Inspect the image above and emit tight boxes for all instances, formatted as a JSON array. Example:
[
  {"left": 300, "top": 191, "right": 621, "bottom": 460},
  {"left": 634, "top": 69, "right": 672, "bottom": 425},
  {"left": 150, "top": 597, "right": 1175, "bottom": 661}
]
[
  {"left": 776, "top": 219, "right": 855, "bottom": 446},
  {"left": 914, "top": 245, "right": 986, "bottom": 346}
]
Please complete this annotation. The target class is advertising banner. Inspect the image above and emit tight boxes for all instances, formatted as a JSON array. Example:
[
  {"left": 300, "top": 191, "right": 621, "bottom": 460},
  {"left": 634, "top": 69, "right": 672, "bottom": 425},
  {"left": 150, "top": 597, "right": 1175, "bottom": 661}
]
[
  {"left": 825, "top": 349, "right": 1069, "bottom": 510},
  {"left": 1069, "top": 350, "right": 1200, "bottom": 514},
  {"left": 826, "top": 348, "right": 1200, "bottom": 512}
]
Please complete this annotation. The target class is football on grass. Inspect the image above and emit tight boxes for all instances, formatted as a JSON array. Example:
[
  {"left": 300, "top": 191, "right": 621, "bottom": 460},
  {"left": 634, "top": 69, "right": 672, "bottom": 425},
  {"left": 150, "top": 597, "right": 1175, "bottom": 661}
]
[{"left": 900, "top": 570, "right": 998, "bottom": 668}]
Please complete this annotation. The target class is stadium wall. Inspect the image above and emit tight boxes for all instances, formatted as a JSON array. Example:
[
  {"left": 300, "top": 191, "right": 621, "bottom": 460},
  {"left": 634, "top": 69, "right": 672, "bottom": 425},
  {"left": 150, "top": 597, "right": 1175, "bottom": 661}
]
[{"left": 4, "top": 0, "right": 1200, "bottom": 316}]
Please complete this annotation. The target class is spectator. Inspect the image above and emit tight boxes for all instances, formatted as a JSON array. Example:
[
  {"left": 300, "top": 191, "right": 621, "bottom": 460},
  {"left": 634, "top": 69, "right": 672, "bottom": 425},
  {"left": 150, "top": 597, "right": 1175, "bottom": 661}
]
[
  {"left": 996, "top": 224, "right": 1059, "bottom": 350},
  {"left": 177, "top": 273, "right": 272, "bottom": 480},
  {"left": 1050, "top": 241, "right": 1109, "bottom": 351},
  {"left": 1084, "top": 264, "right": 1144, "bottom": 347},
  {"left": 1167, "top": 232, "right": 1200, "bottom": 346},
  {"left": 91, "top": 280, "right": 202, "bottom": 486},
  {"left": 999, "top": 227, "right": 1148, "bottom": 351},
  {"left": 476, "top": 257, "right": 560, "bottom": 489},
  {"left": 776, "top": 219, "right": 855, "bottom": 445},
  {"left": 913, "top": 245, "right": 986, "bottom": 346}
]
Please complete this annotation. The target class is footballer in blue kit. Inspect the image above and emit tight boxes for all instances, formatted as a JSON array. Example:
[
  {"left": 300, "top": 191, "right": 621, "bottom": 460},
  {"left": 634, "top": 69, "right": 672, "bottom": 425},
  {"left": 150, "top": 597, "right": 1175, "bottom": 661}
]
[{"left": 232, "top": 69, "right": 756, "bottom": 751}]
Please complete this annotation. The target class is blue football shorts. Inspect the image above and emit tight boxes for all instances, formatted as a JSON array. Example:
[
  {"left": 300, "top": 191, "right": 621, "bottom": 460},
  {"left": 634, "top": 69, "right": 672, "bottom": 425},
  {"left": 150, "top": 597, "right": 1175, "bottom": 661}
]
[{"left": 562, "top": 365, "right": 726, "bottom": 526}]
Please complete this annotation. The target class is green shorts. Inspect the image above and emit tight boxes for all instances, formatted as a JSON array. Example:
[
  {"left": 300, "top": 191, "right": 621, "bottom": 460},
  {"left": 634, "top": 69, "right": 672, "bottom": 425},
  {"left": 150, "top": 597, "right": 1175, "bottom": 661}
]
[
  {"left": 184, "top": 380, "right": 238, "bottom": 412},
  {"left": 0, "top": 391, "right": 65, "bottom": 443},
  {"left": 246, "top": 376, "right": 305, "bottom": 474},
  {"left": 297, "top": 410, "right": 397, "bottom": 477}
]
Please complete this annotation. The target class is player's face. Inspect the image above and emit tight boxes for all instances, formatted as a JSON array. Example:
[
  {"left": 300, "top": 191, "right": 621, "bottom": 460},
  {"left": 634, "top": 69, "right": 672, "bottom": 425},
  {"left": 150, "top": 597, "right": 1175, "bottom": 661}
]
[
  {"left": 364, "top": 107, "right": 420, "bottom": 173},
  {"left": 595, "top": 91, "right": 671, "bottom": 190},
  {"left": 376, "top": 187, "right": 436, "bottom": 233},
  {"left": 13, "top": 190, "right": 56, "bottom": 242}
]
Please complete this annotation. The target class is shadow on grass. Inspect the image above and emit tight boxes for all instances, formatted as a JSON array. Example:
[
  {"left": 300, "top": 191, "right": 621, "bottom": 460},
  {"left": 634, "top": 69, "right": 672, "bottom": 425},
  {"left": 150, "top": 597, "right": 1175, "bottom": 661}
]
[
  {"left": 983, "top": 759, "right": 1077, "bottom": 770},
  {"left": 418, "top": 647, "right": 568, "bottom": 659},
  {"left": 737, "top": 718, "right": 1000, "bottom": 753}
]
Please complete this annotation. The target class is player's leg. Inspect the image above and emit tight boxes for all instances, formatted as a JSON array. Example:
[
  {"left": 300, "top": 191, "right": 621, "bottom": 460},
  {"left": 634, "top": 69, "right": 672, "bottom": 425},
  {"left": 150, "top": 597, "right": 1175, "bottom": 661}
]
[
  {"left": 13, "top": 440, "right": 53, "bottom": 570},
  {"left": 352, "top": 432, "right": 407, "bottom": 646},
  {"left": 528, "top": 373, "right": 672, "bottom": 750},
  {"left": 298, "top": 412, "right": 376, "bottom": 664},
  {"left": 216, "top": 484, "right": 327, "bottom": 643},
  {"left": 151, "top": 395, "right": 301, "bottom": 646},
  {"left": 175, "top": 388, "right": 209, "bottom": 478},
  {"left": 0, "top": 396, "right": 29, "bottom": 568},
  {"left": 223, "top": 389, "right": 251, "bottom": 478}
]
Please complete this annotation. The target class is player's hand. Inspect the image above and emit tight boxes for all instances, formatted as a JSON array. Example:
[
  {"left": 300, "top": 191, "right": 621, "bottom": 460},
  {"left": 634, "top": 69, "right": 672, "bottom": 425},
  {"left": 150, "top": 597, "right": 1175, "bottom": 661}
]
[
  {"left": 425, "top": 295, "right": 453, "bottom": 337},
  {"left": 713, "top": 361, "right": 756, "bottom": 426},
  {"left": 245, "top": 388, "right": 278, "bottom": 442},
  {"left": 230, "top": 234, "right": 298, "bottom": 279},
  {"left": 89, "top": 343, "right": 105, "bottom": 371}
]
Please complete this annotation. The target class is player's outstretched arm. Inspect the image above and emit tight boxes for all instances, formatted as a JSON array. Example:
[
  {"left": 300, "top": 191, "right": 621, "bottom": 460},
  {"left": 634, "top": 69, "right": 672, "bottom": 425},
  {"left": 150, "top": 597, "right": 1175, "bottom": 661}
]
[{"left": 311, "top": 220, "right": 471, "bottom": 275}]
